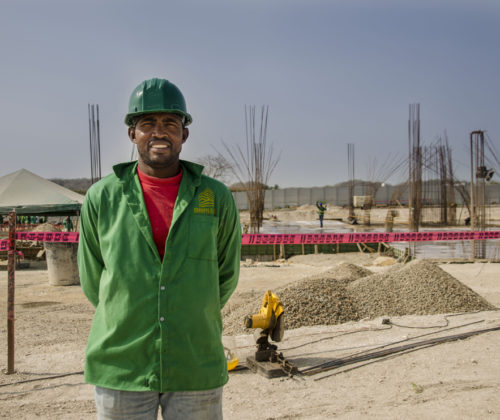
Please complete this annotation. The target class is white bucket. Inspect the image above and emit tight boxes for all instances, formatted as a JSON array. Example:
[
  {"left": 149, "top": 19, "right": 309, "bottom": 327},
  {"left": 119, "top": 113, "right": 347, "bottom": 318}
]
[{"left": 44, "top": 242, "right": 80, "bottom": 286}]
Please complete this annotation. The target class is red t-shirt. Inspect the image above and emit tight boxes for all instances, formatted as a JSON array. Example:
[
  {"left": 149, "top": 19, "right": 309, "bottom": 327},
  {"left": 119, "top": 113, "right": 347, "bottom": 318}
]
[{"left": 137, "top": 167, "right": 182, "bottom": 259}]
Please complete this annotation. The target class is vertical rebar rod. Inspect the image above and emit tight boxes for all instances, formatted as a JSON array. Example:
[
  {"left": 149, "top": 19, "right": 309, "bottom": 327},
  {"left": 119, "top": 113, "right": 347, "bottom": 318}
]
[
  {"left": 446, "top": 134, "right": 456, "bottom": 225},
  {"left": 348, "top": 143, "right": 355, "bottom": 218},
  {"left": 470, "top": 132, "right": 475, "bottom": 232},
  {"left": 7, "top": 209, "right": 16, "bottom": 374},
  {"left": 96, "top": 104, "right": 102, "bottom": 180},
  {"left": 408, "top": 105, "right": 412, "bottom": 234},
  {"left": 478, "top": 131, "right": 486, "bottom": 257},
  {"left": 470, "top": 131, "right": 476, "bottom": 259},
  {"left": 88, "top": 104, "right": 103, "bottom": 184},
  {"left": 88, "top": 104, "right": 93, "bottom": 184},
  {"left": 92, "top": 105, "right": 97, "bottom": 183}
]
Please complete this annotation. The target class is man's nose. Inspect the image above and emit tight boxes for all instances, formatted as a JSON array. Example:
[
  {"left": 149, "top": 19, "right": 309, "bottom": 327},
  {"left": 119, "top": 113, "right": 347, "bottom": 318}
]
[{"left": 151, "top": 122, "right": 168, "bottom": 136}]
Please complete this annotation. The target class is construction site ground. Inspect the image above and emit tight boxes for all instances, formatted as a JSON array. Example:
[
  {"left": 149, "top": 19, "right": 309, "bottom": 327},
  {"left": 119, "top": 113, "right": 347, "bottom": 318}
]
[
  {"left": 241, "top": 204, "right": 500, "bottom": 227},
  {"left": 0, "top": 253, "right": 499, "bottom": 419}
]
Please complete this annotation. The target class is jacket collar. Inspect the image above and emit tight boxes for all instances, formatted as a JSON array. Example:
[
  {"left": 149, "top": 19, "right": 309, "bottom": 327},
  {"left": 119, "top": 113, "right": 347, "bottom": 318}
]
[{"left": 112, "top": 160, "right": 204, "bottom": 185}]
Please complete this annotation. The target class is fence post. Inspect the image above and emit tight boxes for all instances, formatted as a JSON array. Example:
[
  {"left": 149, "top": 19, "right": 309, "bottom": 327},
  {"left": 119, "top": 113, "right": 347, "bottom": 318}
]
[{"left": 7, "top": 209, "right": 16, "bottom": 374}]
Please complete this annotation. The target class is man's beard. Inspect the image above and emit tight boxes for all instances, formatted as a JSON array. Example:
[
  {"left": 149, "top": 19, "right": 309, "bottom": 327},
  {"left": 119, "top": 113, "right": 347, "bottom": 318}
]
[{"left": 137, "top": 147, "right": 180, "bottom": 169}]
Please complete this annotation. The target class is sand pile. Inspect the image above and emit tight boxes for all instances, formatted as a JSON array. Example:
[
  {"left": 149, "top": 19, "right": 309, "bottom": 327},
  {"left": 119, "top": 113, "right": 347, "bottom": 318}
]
[
  {"left": 32, "top": 223, "right": 62, "bottom": 232},
  {"left": 222, "top": 260, "right": 496, "bottom": 336}
]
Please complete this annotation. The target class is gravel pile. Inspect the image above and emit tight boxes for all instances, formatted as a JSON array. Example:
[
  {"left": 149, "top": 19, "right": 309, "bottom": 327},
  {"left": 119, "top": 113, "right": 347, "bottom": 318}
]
[
  {"left": 222, "top": 260, "right": 496, "bottom": 336},
  {"left": 222, "top": 263, "right": 371, "bottom": 335},
  {"left": 347, "top": 259, "right": 495, "bottom": 319},
  {"left": 306, "top": 262, "right": 373, "bottom": 281}
]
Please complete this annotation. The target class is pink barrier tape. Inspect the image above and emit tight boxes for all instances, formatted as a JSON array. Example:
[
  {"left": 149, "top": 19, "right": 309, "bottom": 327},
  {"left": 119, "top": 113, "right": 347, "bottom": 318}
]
[
  {"left": 241, "top": 230, "right": 500, "bottom": 245},
  {"left": 1, "top": 230, "right": 499, "bottom": 250},
  {"left": 0, "top": 231, "right": 79, "bottom": 251}
]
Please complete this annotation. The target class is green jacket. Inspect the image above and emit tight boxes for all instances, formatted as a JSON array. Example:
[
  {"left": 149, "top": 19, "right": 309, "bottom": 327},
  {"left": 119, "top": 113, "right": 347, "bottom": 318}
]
[{"left": 77, "top": 160, "right": 241, "bottom": 392}]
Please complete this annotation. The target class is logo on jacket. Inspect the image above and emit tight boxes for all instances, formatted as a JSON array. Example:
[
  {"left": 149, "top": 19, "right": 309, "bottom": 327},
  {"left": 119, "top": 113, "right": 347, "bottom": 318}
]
[{"left": 194, "top": 188, "right": 215, "bottom": 215}]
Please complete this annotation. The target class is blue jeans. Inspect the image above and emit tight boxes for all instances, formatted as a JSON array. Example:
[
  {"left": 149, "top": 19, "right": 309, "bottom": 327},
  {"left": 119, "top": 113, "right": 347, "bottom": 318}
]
[{"left": 94, "top": 386, "right": 223, "bottom": 420}]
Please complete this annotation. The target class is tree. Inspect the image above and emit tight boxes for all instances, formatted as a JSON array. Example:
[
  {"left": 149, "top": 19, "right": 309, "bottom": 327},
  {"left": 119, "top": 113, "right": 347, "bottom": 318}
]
[{"left": 195, "top": 154, "right": 234, "bottom": 185}]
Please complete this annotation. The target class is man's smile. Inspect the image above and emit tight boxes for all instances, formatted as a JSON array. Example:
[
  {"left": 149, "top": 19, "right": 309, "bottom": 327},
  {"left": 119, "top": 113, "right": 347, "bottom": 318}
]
[{"left": 149, "top": 140, "right": 171, "bottom": 151}]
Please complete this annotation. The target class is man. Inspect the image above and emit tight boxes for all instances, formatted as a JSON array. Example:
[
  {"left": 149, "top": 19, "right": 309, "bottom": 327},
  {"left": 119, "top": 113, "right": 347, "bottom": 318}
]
[
  {"left": 63, "top": 216, "right": 73, "bottom": 232},
  {"left": 316, "top": 201, "right": 327, "bottom": 228},
  {"left": 78, "top": 78, "right": 241, "bottom": 420}
]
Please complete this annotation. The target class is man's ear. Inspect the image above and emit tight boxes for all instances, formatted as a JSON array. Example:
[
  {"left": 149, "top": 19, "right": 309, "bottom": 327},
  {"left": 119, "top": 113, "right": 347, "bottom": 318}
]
[
  {"left": 128, "top": 127, "right": 137, "bottom": 144},
  {"left": 182, "top": 127, "right": 189, "bottom": 144}
]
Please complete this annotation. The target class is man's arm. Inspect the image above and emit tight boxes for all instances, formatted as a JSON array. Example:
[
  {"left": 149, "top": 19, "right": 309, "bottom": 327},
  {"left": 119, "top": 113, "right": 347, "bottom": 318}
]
[
  {"left": 217, "top": 191, "right": 241, "bottom": 309},
  {"left": 77, "top": 193, "right": 104, "bottom": 307}
]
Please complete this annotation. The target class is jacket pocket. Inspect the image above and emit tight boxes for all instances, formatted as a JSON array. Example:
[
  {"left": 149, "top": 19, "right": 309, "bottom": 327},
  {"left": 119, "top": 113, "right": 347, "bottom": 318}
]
[{"left": 187, "top": 216, "right": 218, "bottom": 261}]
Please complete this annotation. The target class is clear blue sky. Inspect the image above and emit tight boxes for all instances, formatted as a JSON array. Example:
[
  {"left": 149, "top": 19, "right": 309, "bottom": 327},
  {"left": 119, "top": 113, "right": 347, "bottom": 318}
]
[{"left": 1, "top": 0, "right": 499, "bottom": 187}]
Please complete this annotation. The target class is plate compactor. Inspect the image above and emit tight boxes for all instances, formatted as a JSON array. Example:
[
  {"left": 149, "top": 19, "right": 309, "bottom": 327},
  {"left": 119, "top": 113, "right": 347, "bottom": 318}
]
[{"left": 243, "top": 290, "right": 298, "bottom": 378}]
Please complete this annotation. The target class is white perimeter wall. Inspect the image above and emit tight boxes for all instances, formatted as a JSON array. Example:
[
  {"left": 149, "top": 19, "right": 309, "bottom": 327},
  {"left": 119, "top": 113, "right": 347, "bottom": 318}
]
[{"left": 232, "top": 183, "right": 500, "bottom": 210}]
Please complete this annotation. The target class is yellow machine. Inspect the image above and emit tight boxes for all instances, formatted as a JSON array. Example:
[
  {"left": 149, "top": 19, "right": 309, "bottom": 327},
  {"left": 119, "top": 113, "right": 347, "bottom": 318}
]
[
  {"left": 226, "top": 290, "right": 283, "bottom": 373},
  {"left": 243, "top": 290, "right": 297, "bottom": 377},
  {"left": 225, "top": 346, "right": 239, "bottom": 371},
  {"left": 244, "top": 290, "right": 285, "bottom": 345},
  {"left": 244, "top": 290, "right": 285, "bottom": 363}
]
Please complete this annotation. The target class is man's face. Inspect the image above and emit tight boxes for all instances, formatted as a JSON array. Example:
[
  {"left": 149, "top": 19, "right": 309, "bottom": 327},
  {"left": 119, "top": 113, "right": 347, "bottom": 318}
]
[{"left": 129, "top": 112, "right": 189, "bottom": 177}]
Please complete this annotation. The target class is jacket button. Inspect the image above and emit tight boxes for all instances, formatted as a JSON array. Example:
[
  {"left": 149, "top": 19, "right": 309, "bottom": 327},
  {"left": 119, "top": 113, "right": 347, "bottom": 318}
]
[
  {"left": 160, "top": 317, "right": 165, "bottom": 322},
  {"left": 160, "top": 286, "right": 165, "bottom": 291}
]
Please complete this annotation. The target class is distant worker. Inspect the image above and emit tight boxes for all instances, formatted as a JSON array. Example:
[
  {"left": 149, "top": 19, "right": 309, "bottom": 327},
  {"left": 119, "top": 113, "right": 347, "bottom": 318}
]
[
  {"left": 347, "top": 215, "right": 358, "bottom": 225},
  {"left": 63, "top": 216, "right": 73, "bottom": 232},
  {"left": 316, "top": 201, "right": 327, "bottom": 228},
  {"left": 78, "top": 77, "right": 241, "bottom": 419}
]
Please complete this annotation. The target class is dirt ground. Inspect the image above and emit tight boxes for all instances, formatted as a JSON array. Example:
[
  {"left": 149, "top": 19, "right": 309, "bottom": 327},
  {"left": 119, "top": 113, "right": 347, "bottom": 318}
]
[{"left": 1, "top": 253, "right": 499, "bottom": 419}]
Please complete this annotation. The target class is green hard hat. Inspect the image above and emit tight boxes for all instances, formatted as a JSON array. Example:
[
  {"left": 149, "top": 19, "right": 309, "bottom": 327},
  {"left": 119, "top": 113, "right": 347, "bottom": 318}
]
[{"left": 125, "top": 78, "right": 192, "bottom": 126}]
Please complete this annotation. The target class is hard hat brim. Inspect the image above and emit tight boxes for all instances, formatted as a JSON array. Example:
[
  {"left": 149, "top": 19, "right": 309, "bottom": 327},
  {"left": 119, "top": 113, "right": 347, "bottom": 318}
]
[{"left": 125, "top": 109, "right": 193, "bottom": 127}]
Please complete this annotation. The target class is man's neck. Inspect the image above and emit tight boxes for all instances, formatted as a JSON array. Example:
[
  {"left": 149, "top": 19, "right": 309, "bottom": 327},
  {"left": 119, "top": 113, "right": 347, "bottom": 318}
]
[{"left": 137, "top": 161, "right": 181, "bottom": 178}]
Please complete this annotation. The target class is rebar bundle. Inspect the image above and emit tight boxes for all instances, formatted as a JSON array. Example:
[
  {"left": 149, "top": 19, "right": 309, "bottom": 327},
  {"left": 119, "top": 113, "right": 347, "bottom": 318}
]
[
  {"left": 409, "top": 132, "right": 458, "bottom": 226},
  {"left": 222, "top": 105, "right": 279, "bottom": 233},
  {"left": 408, "top": 103, "right": 422, "bottom": 231},
  {"left": 88, "top": 104, "right": 102, "bottom": 185},
  {"left": 470, "top": 130, "right": 487, "bottom": 258}
]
